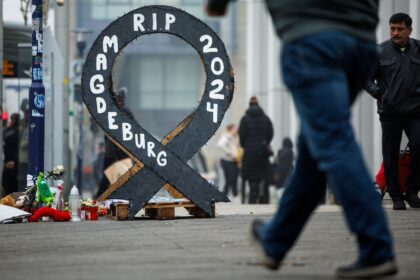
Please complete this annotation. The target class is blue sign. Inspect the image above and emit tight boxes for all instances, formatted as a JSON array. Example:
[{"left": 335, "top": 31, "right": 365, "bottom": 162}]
[{"left": 34, "top": 93, "right": 45, "bottom": 109}]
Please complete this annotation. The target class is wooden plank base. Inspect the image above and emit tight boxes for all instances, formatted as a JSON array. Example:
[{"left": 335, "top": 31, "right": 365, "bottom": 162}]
[
  {"left": 143, "top": 202, "right": 216, "bottom": 220},
  {"left": 107, "top": 203, "right": 129, "bottom": 221},
  {"left": 144, "top": 207, "right": 175, "bottom": 220}
]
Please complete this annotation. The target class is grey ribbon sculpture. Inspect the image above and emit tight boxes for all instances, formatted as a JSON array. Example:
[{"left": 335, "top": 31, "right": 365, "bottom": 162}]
[{"left": 81, "top": 5, "right": 234, "bottom": 219}]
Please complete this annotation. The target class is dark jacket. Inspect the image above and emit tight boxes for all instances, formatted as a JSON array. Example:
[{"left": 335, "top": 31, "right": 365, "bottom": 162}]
[
  {"left": 207, "top": 0, "right": 379, "bottom": 43},
  {"left": 207, "top": 0, "right": 230, "bottom": 11},
  {"left": 239, "top": 105, "right": 273, "bottom": 181},
  {"left": 366, "top": 38, "right": 420, "bottom": 116}
]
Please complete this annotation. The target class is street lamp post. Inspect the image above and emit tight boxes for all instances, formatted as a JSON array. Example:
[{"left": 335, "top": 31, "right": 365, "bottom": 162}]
[{"left": 28, "top": 0, "right": 45, "bottom": 181}]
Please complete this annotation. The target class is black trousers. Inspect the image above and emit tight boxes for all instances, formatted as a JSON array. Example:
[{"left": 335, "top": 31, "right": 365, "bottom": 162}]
[
  {"left": 248, "top": 180, "right": 269, "bottom": 204},
  {"left": 221, "top": 159, "right": 238, "bottom": 197},
  {"left": 380, "top": 115, "right": 420, "bottom": 199}
]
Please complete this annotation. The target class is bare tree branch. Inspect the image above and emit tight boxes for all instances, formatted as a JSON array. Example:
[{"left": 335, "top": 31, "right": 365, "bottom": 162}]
[
  {"left": 43, "top": 0, "right": 50, "bottom": 25},
  {"left": 20, "top": 0, "right": 30, "bottom": 26}
]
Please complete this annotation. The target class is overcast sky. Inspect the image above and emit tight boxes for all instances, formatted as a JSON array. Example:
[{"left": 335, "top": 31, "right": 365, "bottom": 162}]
[{"left": 3, "top": 0, "right": 56, "bottom": 26}]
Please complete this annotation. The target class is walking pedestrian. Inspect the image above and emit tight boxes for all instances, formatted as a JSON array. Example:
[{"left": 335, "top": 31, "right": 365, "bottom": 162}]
[
  {"left": 366, "top": 13, "right": 420, "bottom": 210},
  {"left": 206, "top": 0, "right": 397, "bottom": 278},
  {"left": 217, "top": 124, "right": 240, "bottom": 197},
  {"left": 239, "top": 96, "right": 273, "bottom": 204}
]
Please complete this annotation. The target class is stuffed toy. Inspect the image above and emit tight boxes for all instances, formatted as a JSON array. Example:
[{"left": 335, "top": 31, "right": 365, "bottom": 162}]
[
  {"left": 29, "top": 207, "right": 71, "bottom": 222},
  {"left": 15, "top": 194, "right": 30, "bottom": 208},
  {"left": 0, "top": 195, "right": 17, "bottom": 207},
  {"left": 35, "top": 173, "right": 54, "bottom": 206},
  {"left": 0, "top": 186, "right": 36, "bottom": 210}
]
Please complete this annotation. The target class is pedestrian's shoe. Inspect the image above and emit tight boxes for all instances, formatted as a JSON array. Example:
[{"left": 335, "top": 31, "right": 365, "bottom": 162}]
[
  {"left": 404, "top": 193, "right": 420, "bottom": 208},
  {"left": 249, "top": 219, "right": 280, "bottom": 270},
  {"left": 335, "top": 259, "right": 398, "bottom": 279},
  {"left": 392, "top": 197, "right": 406, "bottom": 210}
]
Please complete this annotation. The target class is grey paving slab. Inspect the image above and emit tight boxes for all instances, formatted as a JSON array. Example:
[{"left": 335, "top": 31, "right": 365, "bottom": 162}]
[{"left": 0, "top": 205, "right": 419, "bottom": 280}]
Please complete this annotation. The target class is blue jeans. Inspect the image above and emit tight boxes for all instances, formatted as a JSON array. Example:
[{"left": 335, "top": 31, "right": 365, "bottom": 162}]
[{"left": 260, "top": 32, "right": 394, "bottom": 265}]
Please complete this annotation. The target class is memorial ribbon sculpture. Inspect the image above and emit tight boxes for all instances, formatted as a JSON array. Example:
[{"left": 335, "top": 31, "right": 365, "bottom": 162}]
[{"left": 82, "top": 6, "right": 234, "bottom": 219}]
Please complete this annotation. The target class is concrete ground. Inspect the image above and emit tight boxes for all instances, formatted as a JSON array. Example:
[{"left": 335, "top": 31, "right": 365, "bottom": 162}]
[{"left": 0, "top": 203, "right": 419, "bottom": 280}]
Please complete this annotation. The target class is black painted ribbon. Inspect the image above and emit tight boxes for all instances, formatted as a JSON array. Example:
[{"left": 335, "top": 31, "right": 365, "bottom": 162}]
[{"left": 81, "top": 6, "right": 234, "bottom": 218}]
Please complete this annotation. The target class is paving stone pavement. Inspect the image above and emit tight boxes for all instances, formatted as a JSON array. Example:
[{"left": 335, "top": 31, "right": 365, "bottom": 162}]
[{"left": 0, "top": 204, "right": 419, "bottom": 280}]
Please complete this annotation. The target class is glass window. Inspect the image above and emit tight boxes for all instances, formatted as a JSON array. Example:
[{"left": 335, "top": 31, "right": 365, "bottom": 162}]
[
  {"left": 126, "top": 54, "right": 201, "bottom": 110},
  {"left": 165, "top": 56, "right": 199, "bottom": 109},
  {"left": 138, "top": 57, "right": 164, "bottom": 109},
  {"left": 160, "top": 0, "right": 182, "bottom": 6},
  {"left": 107, "top": 5, "right": 131, "bottom": 19},
  {"left": 91, "top": 4, "right": 106, "bottom": 20}
]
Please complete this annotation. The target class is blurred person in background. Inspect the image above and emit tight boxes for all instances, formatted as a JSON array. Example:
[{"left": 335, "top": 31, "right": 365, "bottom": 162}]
[
  {"left": 93, "top": 142, "right": 106, "bottom": 195},
  {"left": 239, "top": 96, "right": 274, "bottom": 204},
  {"left": 2, "top": 113, "right": 20, "bottom": 195},
  {"left": 96, "top": 87, "right": 134, "bottom": 198},
  {"left": 217, "top": 124, "right": 240, "bottom": 198},
  {"left": 18, "top": 99, "right": 29, "bottom": 192},
  {"left": 275, "top": 137, "right": 294, "bottom": 190}
]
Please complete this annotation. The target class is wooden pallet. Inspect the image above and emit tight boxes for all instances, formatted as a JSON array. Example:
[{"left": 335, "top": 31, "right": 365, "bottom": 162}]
[
  {"left": 144, "top": 201, "right": 215, "bottom": 220},
  {"left": 107, "top": 203, "right": 129, "bottom": 221}
]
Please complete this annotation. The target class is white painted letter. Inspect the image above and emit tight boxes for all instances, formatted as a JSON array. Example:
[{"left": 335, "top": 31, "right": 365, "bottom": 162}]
[
  {"left": 103, "top": 35, "right": 118, "bottom": 53},
  {"left": 96, "top": 97, "right": 107, "bottom": 114},
  {"left": 157, "top": 151, "right": 167, "bottom": 167},
  {"left": 206, "top": 102, "right": 218, "bottom": 123},
  {"left": 135, "top": 133, "right": 146, "bottom": 149},
  {"left": 108, "top": 112, "right": 118, "bottom": 130},
  {"left": 152, "top": 13, "right": 157, "bottom": 30},
  {"left": 96, "top": 53, "right": 107, "bottom": 71},
  {"left": 211, "top": 57, "right": 224, "bottom": 75},
  {"left": 147, "top": 141, "right": 156, "bottom": 158},
  {"left": 165, "top": 13, "right": 176, "bottom": 30},
  {"left": 209, "top": 79, "right": 224, "bottom": 100},
  {"left": 90, "top": 74, "right": 104, "bottom": 94},
  {"left": 122, "top": 122, "right": 133, "bottom": 141},
  {"left": 200, "top": 34, "right": 218, "bottom": 53},
  {"left": 133, "top": 14, "right": 145, "bottom": 32}
]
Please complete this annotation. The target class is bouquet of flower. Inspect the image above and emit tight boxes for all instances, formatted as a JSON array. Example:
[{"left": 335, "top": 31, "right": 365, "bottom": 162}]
[
  {"left": 46, "top": 165, "right": 65, "bottom": 180},
  {"left": 45, "top": 165, "right": 65, "bottom": 211}
]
